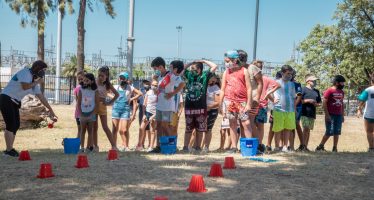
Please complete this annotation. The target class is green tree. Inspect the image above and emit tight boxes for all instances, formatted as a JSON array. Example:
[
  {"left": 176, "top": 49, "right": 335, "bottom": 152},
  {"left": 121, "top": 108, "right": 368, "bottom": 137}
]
[
  {"left": 77, "top": 0, "right": 116, "bottom": 72},
  {"left": 5, "top": 0, "right": 73, "bottom": 60}
]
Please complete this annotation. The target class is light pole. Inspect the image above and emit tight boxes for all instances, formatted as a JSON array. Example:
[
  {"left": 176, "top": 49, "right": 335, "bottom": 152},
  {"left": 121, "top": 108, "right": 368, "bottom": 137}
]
[
  {"left": 176, "top": 26, "right": 182, "bottom": 58},
  {"left": 253, "top": 0, "right": 260, "bottom": 61},
  {"left": 55, "top": 5, "right": 62, "bottom": 103},
  {"left": 127, "top": 0, "right": 135, "bottom": 79}
]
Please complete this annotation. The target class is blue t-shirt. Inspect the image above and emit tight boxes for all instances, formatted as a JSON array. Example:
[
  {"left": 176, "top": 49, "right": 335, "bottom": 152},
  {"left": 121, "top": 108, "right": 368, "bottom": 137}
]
[
  {"left": 294, "top": 81, "right": 303, "bottom": 108},
  {"left": 274, "top": 79, "right": 296, "bottom": 112},
  {"left": 358, "top": 86, "right": 374, "bottom": 119}
]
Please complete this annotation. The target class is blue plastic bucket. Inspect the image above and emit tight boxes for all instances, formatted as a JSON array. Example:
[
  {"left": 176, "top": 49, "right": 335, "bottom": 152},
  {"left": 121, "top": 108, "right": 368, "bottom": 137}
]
[
  {"left": 63, "top": 138, "right": 80, "bottom": 154},
  {"left": 160, "top": 136, "right": 177, "bottom": 154},
  {"left": 240, "top": 138, "right": 259, "bottom": 156}
]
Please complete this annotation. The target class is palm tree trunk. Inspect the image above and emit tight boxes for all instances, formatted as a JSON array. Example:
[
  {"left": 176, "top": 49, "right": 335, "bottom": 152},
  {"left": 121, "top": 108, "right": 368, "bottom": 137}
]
[
  {"left": 77, "top": 0, "right": 86, "bottom": 72},
  {"left": 37, "top": 0, "right": 45, "bottom": 93}
]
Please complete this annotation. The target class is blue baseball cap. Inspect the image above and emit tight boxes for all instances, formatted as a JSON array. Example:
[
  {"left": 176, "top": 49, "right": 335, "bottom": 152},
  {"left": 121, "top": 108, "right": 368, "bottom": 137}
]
[
  {"left": 224, "top": 50, "right": 239, "bottom": 59},
  {"left": 119, "top": 72, "right": 129, "bottom": 80}
]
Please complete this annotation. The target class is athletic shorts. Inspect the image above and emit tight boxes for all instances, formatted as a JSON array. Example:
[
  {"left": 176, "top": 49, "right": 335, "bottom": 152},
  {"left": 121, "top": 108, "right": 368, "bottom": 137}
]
[
  {"left": 143, "top": 111, "right": 153, "bottom": 130},
  {"left": 112, "top": 105, "right": 131, "bottom": 120},
  {"left": 301, "top": 116, "right": 315, "bottom": 130},
  {"left": 223, "top": 99, "right": 249, "bottom": 121},
  {"left": 156, "top": 110, "right": 173, "bottom": 122},
  {"left": 365, "top": 117, "right": 374, "bottom": 123},
  {"left": 97, "top": 102, "right": 107, "bottom": 115},
  {"left": 296, "top": 107, "right": 302, "bottom": 121},
  {"left": 272, "top": 110, "right": 296, "bottom": 132},
  {"left": 170, "top": 112, "right": 179, "bottom": 127},
  {"left": 207, "top": 109, "right": 219, "bottom": 131},
  {"left": 325, "top": 114, "right": 343, "bottom": 136},
  {"left": 185, "top": 109, "right": 207, "bottom": 133},
  {"left": 255, "top": 108, "right": 268, "bottom": 124},
  {"left": 0, "top": 94, "right": 21, "bottom": 135}
]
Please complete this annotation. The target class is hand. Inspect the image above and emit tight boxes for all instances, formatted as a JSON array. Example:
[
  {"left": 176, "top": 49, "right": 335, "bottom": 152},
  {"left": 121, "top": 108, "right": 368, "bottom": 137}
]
[
  {"left": 325, "top": 115, "right": 331, "bottom": 123},
  {"left": 142, "top": 116, "right": 148, "bottom": 122},
  {"left": 243, "top": 104, "right": 251, "bottom": 113},
  {"left": 35, "top": 77, "right": 44, "bottom": 85},
  {"left": 164, "top": 93, "right": 174, "bottom": 100},
  {"left": 49, "top": 112, "right": 58, "bottom": 122},
  {"left": 252, "top": 100, "right": 259, "bottom": 108},
  {"left": 130, "top": 114, "right": 136, "bottom": 122}
]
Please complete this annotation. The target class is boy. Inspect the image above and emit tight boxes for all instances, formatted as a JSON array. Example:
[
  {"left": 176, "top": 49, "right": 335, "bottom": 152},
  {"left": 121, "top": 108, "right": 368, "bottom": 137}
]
[
  {"left": 272, "top": 65, "right": 297, "bottom": 153},
  {"left": 300, "top": 74, "right": 321, "bottom": 151},
  {"left": 316, "top": 75, "right": 345, "bottom": 152},
  {"left": 150, "top": 57, "right": 185, "bottom": 153}
]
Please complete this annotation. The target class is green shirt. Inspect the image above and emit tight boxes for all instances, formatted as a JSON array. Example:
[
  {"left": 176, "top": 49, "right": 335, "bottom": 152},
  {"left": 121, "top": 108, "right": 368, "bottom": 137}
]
[{"left": 184, "top": 69, "right": 212, "bottom": 109}]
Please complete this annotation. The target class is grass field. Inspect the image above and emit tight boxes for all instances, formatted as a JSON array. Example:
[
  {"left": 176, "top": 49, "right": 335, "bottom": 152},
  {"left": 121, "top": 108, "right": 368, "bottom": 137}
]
[{"left": 0, "top": 105, "right": 373, "bottom": 200}]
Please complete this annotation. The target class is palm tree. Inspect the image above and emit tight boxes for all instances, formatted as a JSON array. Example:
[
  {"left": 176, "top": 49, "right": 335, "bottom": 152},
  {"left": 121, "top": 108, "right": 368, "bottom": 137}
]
[
  {"left": 5, "top": 0, "right": 73, "bottom": 61},
  {"left": 77, "top": 0, "right": 116, "bottom": 72},
  {"left": 62, "top": 55, "right": 77, "bottom": 77}
]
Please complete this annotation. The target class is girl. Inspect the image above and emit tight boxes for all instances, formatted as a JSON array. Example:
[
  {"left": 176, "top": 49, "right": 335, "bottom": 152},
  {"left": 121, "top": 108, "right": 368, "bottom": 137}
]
[
  {"left": 93, "top": 66, "right": 119, "bottom": 151},
  {"left": 202, "top": 74, "right": 221, "bottom": 153},
  {"left": 357, "top": 73, "right": 374, "bottom": 152},
  {"left": 112, "top": 72, "right": 142, "bottom": 151},
  {"left": 77, "top": 73, "right": 99, "bottom": 152},
  {"left": 136, "top": 80, "right": 158, "bottom": 151},
  {"left": 74, "top": 71, "right": 85, "bottom": 138}
]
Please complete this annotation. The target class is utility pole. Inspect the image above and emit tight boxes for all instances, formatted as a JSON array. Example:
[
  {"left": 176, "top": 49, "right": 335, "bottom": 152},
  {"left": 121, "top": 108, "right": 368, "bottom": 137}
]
[
  {"left": 126, "top": 0, "right": 135, "bottom": 79},
  {"left": 253, "top": 0, "right": 260, "bottom": 61},
  {"left": 55, "top": 6, "right": 62, "bottom": 103},
  {"left": 176, "top": 26, "right": 182, "bottom": 58},
  {"left": 0, "top": 41, "right": 2, "bottom": 92}
]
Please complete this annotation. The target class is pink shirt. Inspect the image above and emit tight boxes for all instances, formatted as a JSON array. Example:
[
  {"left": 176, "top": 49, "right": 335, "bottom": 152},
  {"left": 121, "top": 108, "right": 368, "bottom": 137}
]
[
  {"left": 74, "top": 85, "right": 81, "bottom": 118},
  {"left": 259, "top": 76, "right": 278, "bottom": 108},
  {"left": 224, "top": 67, "right": 247, "bottom": 103}
]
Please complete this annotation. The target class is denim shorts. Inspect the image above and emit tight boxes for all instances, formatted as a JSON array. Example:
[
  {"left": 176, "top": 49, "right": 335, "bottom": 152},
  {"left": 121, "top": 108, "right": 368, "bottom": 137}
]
[
  {"left": 112, "top": 107, "right": 131, "bottom": 120},
  {"left": 255, "top": 108, "right": 268, "bottom": 124},
  {"left": 325, "top": 114, "right": 343, "bottom": 136}
]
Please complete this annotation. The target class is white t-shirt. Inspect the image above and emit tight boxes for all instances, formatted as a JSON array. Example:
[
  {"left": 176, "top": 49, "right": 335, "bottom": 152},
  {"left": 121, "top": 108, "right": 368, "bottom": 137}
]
[
  {"left": 2, "top": 67, "right": 41, "bottom": 101},
  {"left": 207, "top": 85, "right": 220, "bottom": 107},
  {"left": 156, "top": 72, "right": 183, "bottom": 112},
  {"left": 145, "top": 89, "right": 157, "bottom": 114},
  {"left": 359, "top": 86, "right": 374, "bottom": 119}
]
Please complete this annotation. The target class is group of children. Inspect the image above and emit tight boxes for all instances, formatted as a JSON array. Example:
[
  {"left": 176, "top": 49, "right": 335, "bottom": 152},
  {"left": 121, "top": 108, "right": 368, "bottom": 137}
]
[{"left": 72, "top": 50, "right": 374, "bottom": 154}]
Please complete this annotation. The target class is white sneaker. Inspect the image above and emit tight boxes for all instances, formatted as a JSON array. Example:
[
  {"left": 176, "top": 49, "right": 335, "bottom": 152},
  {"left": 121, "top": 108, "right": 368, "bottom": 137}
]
[
  {"left": 118, "top": 146, "right": 125, "bottom": 152},
  {"left": 201, "top": 147, "right": 209, "bottom": 154},
  {"left": 282, "top": 147, "right": 289, "bottom": 153},
  {"left": 146, "top": 147, "right": 154, "bottom": 152},
  {"left": 79, "top": 148, "right": 85, "bottom": 153},
  {"left": 124, "top": 147, "right": 131, "bottom": 152}
]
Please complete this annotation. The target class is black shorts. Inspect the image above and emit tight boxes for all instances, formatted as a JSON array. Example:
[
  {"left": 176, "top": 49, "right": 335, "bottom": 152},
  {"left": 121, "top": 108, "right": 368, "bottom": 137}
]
[
  {"left": 139, "top": 106, "right": 150, "bottom": 130},
  {"left": 0, "top": 94, "right": 21, "bottom": 135},
  {"left": 207, "top": 109, "right": 219, "bottom": 131}
]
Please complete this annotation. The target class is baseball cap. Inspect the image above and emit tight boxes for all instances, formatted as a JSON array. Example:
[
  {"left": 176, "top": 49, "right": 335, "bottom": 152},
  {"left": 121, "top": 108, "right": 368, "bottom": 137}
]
[
  {"left": 224, "top": 50, "right": 239, "bottom": 59},
  {"left": 305, "top": 75, "right": 318, "bottom": 82},
  {"left": 119, "top": 72, "right": 129, "bottom": 80}
]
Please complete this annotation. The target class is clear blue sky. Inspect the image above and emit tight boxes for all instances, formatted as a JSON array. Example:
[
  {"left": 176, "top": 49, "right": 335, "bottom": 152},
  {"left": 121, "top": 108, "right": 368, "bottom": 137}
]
[{"left": 0, "top": 0, "right": 341, "bottom": 63}]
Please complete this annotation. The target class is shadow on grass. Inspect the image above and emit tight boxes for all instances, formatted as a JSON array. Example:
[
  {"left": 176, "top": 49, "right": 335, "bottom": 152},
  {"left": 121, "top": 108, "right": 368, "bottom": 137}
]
[{"left": 0, "top": 149, "right": 373, "bottom": 200}]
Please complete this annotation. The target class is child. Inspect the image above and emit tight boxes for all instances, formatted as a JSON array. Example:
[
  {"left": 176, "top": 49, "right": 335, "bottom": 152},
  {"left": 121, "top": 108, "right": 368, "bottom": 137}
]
[
  {"left": 77, "top": 73, "right": 99, "bottom": 152},
  {"left": 219, "top": 50, "right": 253, "bottom": 154},
  {"left": 137, "top": 80, "right": 158, "bottom": 152},
  {"left": 289, "top": 71, "right": 303, "bottom": 151},
  {"left": 74, "top": 71, "right": 85, "bottom": 138},
  {"left": 357, "top": 73, "right": 374, "bottom": 152},
  {"left": 316, "top": 75, "right": 346, "bottom": 152},
  {"left": 300, "top": 74, "right": 321, "bottom": 151},
  {"left": 272, "top": 65, "right": 297, "bottom": 153},
  {"left": 138, "top": 80, "right": 151, "bottom": 148},
  {"left": 112, "top": 72, "right": 142, "bottom": 152},
  {"left": 93, "top": 66, "right": 119, "bottom": 152}
]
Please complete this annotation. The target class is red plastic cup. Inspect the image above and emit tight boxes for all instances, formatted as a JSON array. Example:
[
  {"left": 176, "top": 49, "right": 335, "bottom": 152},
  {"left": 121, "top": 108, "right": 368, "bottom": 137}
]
[
  {"left": 154, "top": 196, "right": 168, "bottom": 200},
  {"left": 75, "top": 154, "right": 89, "bottom": 168},
  {"left": 48, "top": 122, "right": 54, "bottom": 129},
  {"left": 18, "top": 150, "right": 32, "bottom": 161},
  {"left": 223, "top": 156, "right": 236, "bottom": 169},
  {"left": 208, "top": 163, "right": 224, "bottom": 177},
  {"left": 107, "top": 149, "right": 118, "bottom": 160},
  {"left": 37, "top": 163, "right": 55, "bottom": 178},
  {"left": 187, "top": 174, "right": 207, "bottom": 193}
]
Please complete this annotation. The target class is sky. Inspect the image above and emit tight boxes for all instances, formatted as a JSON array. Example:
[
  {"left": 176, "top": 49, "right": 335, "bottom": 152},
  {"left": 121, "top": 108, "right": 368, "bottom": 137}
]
[{"left": 0, "top": 0, "right": 342, "bottom": 63}]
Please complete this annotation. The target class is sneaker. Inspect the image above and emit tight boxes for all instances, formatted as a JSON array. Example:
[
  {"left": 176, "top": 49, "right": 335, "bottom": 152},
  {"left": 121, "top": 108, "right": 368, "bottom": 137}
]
[
  {"left": 265, "top": 146, "right": 272, "bottom": 153},
  {"left": 146, "top": 147, "right": 154, "bottom": 152},
  {"left": 225, "top": 148, "right": 238, "bottom": 154},
  {"left": 79, "top": 148, "right": 85, "bottom": 153},
  {"left": 93, "top": 146, "right": 100, "bottom": 153},
  {"left": 282, "top": 146, "right": 290, "bottom": 153},
  {"left": 257, "top": 144, "right": 265, "bottom": 154},
  {"left": 135, "top": 146, "right": 144, "bottom": 151},
  {"left": 296, "top": 145, "right": 304, "bottom": 152},
  {"left": 273, "top": 147, "right": 282, "bottom": 152},
  {"left": 124, "top": 147, "right": 131, "bottom": 152},
  {"left": 118, "top": 146, "right": 125, "bottom": 152},
  {"left": 149, "top": 146, "right": 161, "bottom": 153},
  {"left": 201, "top": 147, "right": 209, "bottom": 154},
  {"left": 315, "top": 144, "right": 326, "bottom": 152},
  {"left": 332, "top": 146, "right": 338, "bottom": 152},
  {"left": 3, "top": 149, "right": 19, "bottom": 157}
]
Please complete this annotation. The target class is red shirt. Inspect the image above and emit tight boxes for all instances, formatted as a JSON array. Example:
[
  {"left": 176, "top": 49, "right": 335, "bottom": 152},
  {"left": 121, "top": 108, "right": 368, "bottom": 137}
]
[
  {"left": 224, "top": 67, "right": 247, "bottom": 103},
  {"left": 323, "top": 87, "right": 344, "bottom": 115},
  {"left": 259, "top": 76, "right": 278, "bottom": 108}
]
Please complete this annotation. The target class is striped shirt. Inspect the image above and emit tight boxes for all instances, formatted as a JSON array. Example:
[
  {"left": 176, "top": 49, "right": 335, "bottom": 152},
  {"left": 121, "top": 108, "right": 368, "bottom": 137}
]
[{"left": 274, "top": 79, "right": 296, "bottom": 112}]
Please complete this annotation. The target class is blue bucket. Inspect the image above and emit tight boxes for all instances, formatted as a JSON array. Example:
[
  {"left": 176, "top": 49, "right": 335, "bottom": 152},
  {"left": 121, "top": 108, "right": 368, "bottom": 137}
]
[
  {"left": 240, "top": 138, "right": 259, "bottom": 156},
  {"left": 63, "top": 138, "right": 80, "bottom": 154},
  {"left": 160, "top": 136, "right": 177, "bottom": 154}
]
